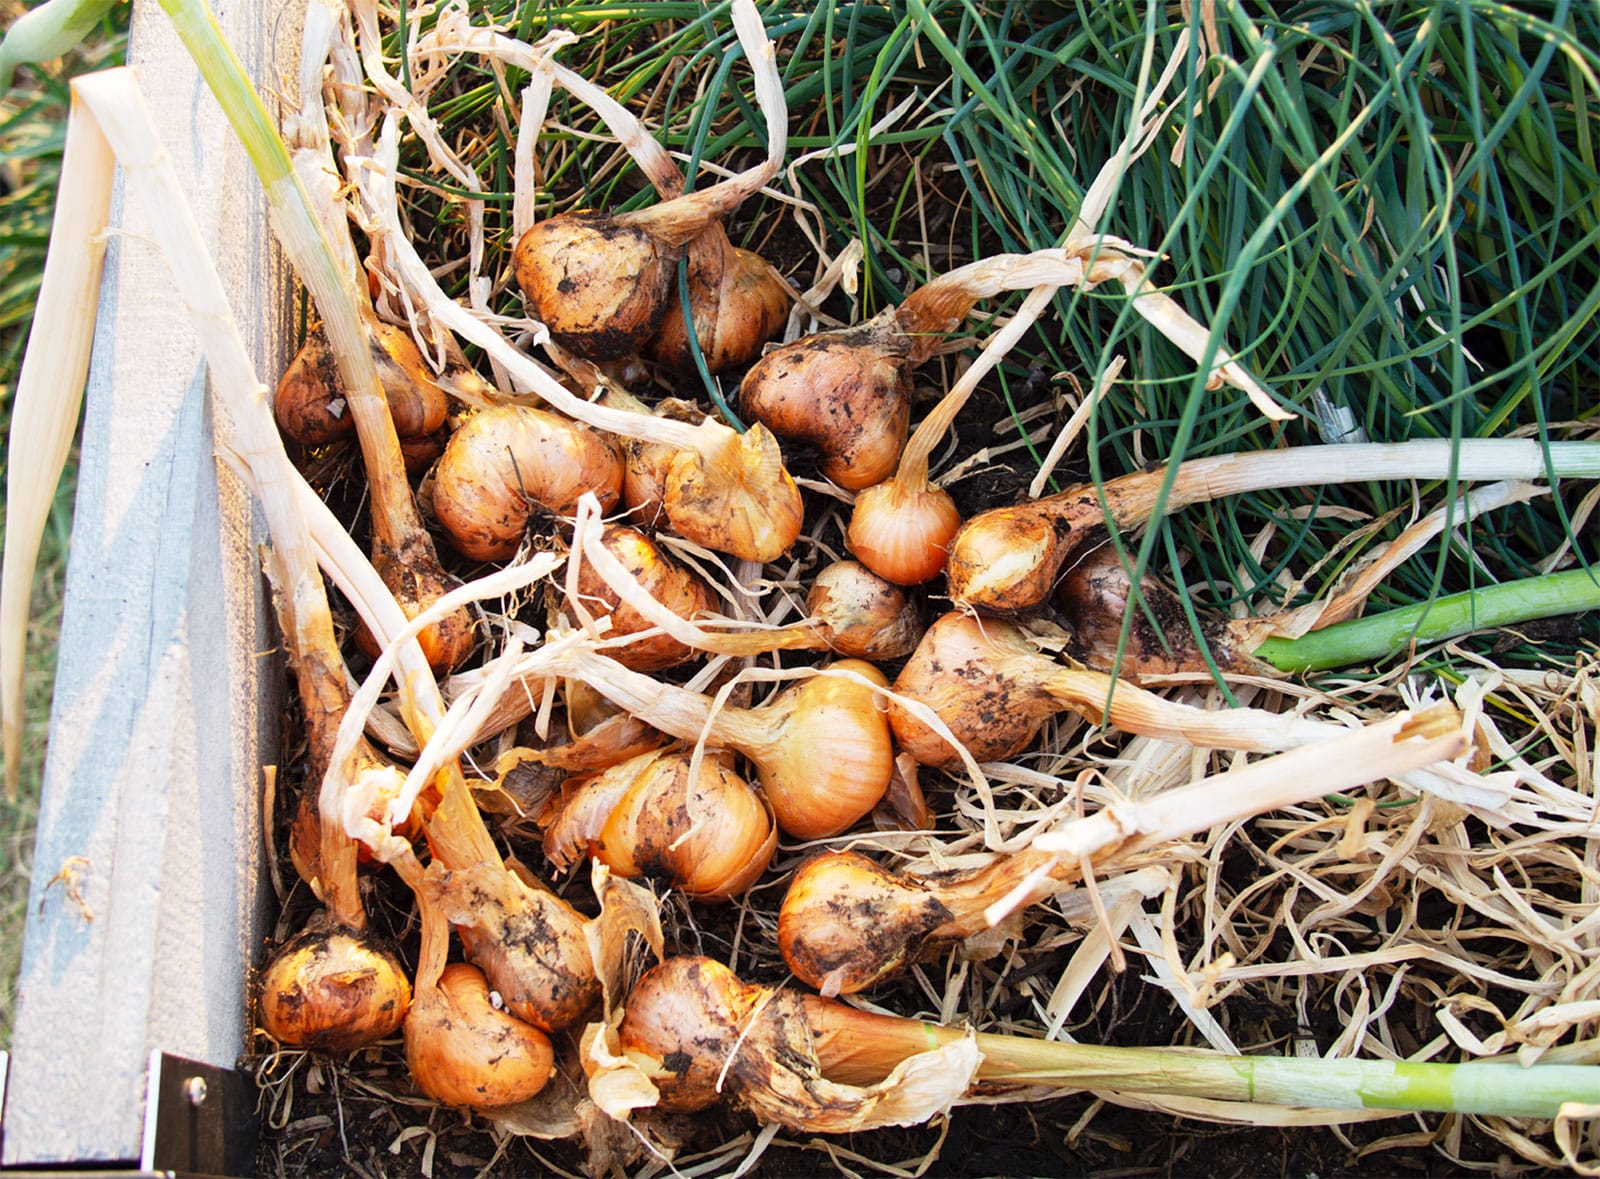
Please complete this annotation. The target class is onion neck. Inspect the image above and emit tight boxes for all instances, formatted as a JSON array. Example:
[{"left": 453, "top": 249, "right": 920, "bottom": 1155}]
[
  {"left": 925, "top": 847, "right": 1071, "bottom": 938},
  {"left": 554, "top": 648, "right": 776, "bottom": 758}
]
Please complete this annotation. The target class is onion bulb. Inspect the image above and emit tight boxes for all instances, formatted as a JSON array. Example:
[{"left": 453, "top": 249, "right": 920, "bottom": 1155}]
[
  {"left": 845, "top": 478, "right": 964, "bottom": 587},
  {"left": 946, "top": 439, "right": 1600, "bottom": 615},
  {"left": 512, "top": 0, "right": 784, "bottom": 360},
  {"left": 569, "top": 525, "right": 715, "bottom": 671},
  {"left": 423, "top": 773, "right": 600, "bottom": 1032},
  {"left": 645, "top": 225, "right": 791, "bottom": 373},
  {"left": 618, "top": 943, "right": 1577, "bottom": 1129},
  {"left": 846, "top": 283, "right": 1059, "bottom": 584},
  {"left": 795, "top": 560, "right": 923, "bottom": 660},
  {"left": 405, "top": 963, "right": 555, "bottom": 1108},
  {"left": 431, "top": 405, "right": 625, "bottom": 561},
  {"left": 548, "top": 649, "right": 894, "bottom": 840},
  {"left": 275, "top": 320, "right": 448, "bottom": 446},
  {"left": 739, "top": 309, "right": 913, "bottom": 490},
  {"left": 888, "top": 612, "right": 1338, "bottom": 768},
  {"left": 1055, "top": 543, "right": 1249, "bottom": 681},
  {"left": 543, "top": 747, "right": 777, "bottom": 900},
  {"left": 257, "top": 919, "right": 411, "bottom": 1053},
  {"left": 739, "top": 256, "right": 1061, "bottom": 491},
  {"left": 618, "top": 954, "right": 983, "bottom": 1130}
]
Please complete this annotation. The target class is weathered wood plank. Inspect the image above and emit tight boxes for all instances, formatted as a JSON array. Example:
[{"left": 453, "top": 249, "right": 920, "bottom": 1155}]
[{"left": 1, "top": 0, "right": 296, "bottom": 1163}]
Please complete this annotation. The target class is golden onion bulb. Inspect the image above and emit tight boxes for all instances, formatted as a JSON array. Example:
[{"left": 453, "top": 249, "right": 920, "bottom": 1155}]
[
  {"left": 846, "top": 479, "right": 963, "bottom": 586},
  {"left": 405, "top": 962, "right": 555, "bottom": 1108},
  {"left": 739, "top": 314, "right": 913, "bottom": 490},
  {"left": 432, "top": 405, "right": 625, "bottom": 561},
  {"left": 257, "top": 923, "right": 411, "bottom": 1054},
  {"left": 646, "top": 230, "right": 790, "bottom": 373},
  {"left": 513, "top": 214, "right": 678, "bottom": 360}
]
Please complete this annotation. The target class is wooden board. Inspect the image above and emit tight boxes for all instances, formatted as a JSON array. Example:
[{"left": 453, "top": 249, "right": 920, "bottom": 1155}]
[{"left": 0, "top": 0, "right": 294, "bottom": 1164}]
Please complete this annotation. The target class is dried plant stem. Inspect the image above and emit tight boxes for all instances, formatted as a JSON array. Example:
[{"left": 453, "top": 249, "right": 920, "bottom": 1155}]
[
  {"left": 0, "top": 90, "right": 114, "bottom": 797},
  {"left": 67, "top": 67, "right": 372, "bottom": 926},
  {"left": 163, "top": 0, "right": 472, "bottom": 669}
]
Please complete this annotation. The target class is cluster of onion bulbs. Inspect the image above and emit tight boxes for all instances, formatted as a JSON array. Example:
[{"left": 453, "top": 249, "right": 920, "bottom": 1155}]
[{"left": 254, "top": 0, "right": 1322, "bottom": 1136}]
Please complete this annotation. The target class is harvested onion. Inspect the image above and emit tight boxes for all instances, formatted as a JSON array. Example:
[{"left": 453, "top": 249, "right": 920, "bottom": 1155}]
[
  {"left": 543, "top": 747, "right": 777, "bottom": 900},
  {"left": 567, "top": 525, "right": 715, "bottom": 671},
  {"left": 405, "top": 963, "right": 554, "bottom": 1108},
  {"left": 512, "top": 0, "right": 784, "bottom": 359},
  {"left": 275, "top": 319, "right": 448, "bottom": 445},
  {"left": 946, "top": 439, "right": 1600, "bottom": 615},
  {"left": 644, "top": 225, "right": 791, "bottom": 373},
  {"left": 616, "top": 928, "right": 1593, "bottom": 1131},
  {"left": 889, "top": 612, "right": 1338, "bottom": 768},
  {"left": 257, "top": 918, "right": 411, "bottom": 1053},
  {"left": 542, "top": 649, "right": 894, "bottom": 840},
  {"left": 430, "top": 404, "right": 625, "bottom": 561}
]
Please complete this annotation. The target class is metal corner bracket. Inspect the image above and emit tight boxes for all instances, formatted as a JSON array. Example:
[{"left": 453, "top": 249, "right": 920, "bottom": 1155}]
[{"left": 140, "top": 1050, "right": 258, "bottom": 1178}]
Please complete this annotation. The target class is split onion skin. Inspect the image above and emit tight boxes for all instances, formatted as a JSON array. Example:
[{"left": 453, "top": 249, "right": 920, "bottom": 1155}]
[
  {"left": 404, "top": 963, "right": 555, "bottom": 1109},
  {"left": 659, "top": 421, "right": 804, "bottom": 564},
  {"left": 432, "top": 405, "right": 625, "bottom": 562},
  {"left": 739, "top": 315, "right": 913, "bottom": 491},
  {"left": 275, "top": 320, "right": 449, "bottom": 446},
  {"left": 544, "top": 748, "right": 777, "bottom": 900},
  {"left": 513, "top": 214, "right": 679, "bottom": 360},
  {"left": 257, "top": 922, "right": 412, "bottom": 1054}
]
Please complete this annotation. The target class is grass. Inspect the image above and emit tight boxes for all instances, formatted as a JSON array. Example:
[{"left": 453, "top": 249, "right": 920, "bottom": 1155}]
[
  {"left": 0, "top": 0, "right": 124, "bottom": 1043},
  {"left": 399, "top": 0, "right": 1598, "bottom": 635}
]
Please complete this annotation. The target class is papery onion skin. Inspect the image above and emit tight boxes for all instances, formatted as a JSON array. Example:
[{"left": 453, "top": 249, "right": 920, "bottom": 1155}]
[
  {"left": 888, "top": 612, "right": 1060, "bottom": 767},
  {"left": 275, "top": 321, "right": 449, "bottom": 445},
  {"left": 514, "top": 214, "right": 679, "bottom": 360},
  {"left": 548, "top": 749, "right": 776, "bottom": 900},
  {"left": 754, "top": 660, "right": 894, "bottom": 840},
  {"left": 646, "top": 233, "right": 791, "bottom": 373},
  {"left": 257, "top": 923, "right": 412, "bottom": 1054},
  {"left": 846, "top": 480, "right": 963, "bottom": 587},
  {"left": 777, "top": 850, "right": 953, "bottom": 996},
  {"left": 739, "top": 316, "right": 913, "bottom": 490},
  {"left": 432, "top": 405, "right": 625, "bottom": 561},
  {"left": 572, "top": 526, "right": 716, "bottom": 671},
  {"left": 404, "top": 963, "right": 555, "bottom": 1109},
  {"left": 804, "top": 561, "right": 922, "bottom": 660},
  {"left": 661, "top": 422, "right": 804, "bottom": 563},
  {"left": 619, "top": 955, "right": 764, "bottom": 1113}
]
